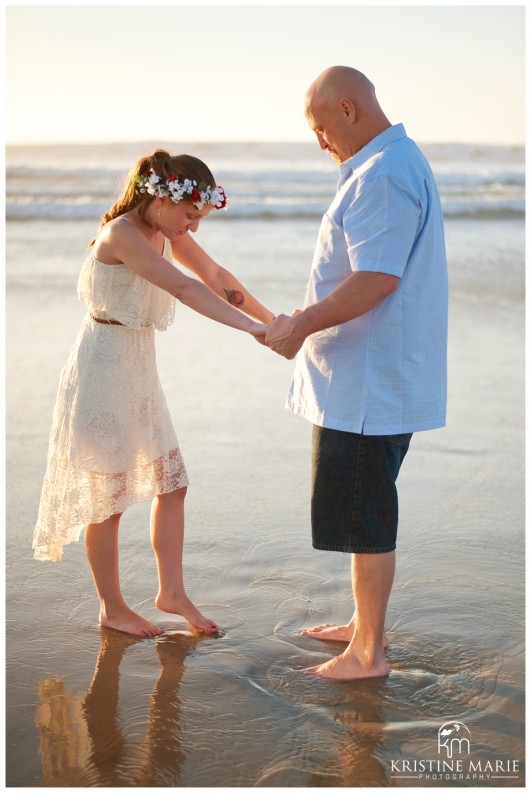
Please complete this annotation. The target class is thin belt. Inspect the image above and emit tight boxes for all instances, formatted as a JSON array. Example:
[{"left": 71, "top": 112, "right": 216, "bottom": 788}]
[{"left": 90, "top": 314, "right": 124, "bottom": 326}]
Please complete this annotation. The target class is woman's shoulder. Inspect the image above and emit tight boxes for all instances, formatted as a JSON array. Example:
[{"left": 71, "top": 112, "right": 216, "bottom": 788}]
[
  {"left": 100, "top": 214, "right": 140, "bottom": 243},
  {"left": 93, "top": 214, "right": 142, "bottom": 264}
]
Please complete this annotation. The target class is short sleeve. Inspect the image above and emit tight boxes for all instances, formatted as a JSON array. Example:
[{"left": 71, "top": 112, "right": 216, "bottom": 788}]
[{"left": 343, "top": 174, "right": 422, "bottom": 278}]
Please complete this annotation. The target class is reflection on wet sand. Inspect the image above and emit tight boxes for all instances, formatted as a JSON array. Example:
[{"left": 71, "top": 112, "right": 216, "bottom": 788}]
[
  {"left": 307, "top": 678, "right": 390, "bottom": 787},
  {"left": 333, "top": 680, "right": 390, "bottom": 787},
  {"left": 35, "top": 629, "right": 198, "bottom": 786},
  {"left": 35, "top": 679, "right": 91, "bottom": 786}
]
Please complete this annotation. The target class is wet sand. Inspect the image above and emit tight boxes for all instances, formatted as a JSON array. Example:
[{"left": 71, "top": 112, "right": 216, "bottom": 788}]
[{"left": 6, "top": 218, "right": 525, "bottom": 787}]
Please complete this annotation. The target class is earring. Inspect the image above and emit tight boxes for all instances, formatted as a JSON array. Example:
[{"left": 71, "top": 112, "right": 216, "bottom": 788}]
[{"left": 157, "top": 202, "right": 162, "bottom": 218}]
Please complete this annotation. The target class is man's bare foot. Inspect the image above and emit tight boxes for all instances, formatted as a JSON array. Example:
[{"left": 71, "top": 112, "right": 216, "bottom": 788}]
[
  {"left": 301, "top": 623, "right": 353, "bottom": 642},
  {"left": 301, "top": 622, "right": 389, "bottom": 649},
  {"left": 303, "top": 648, "right": 390, "bottom": 681},
  {"left": 99, "top": 606, "right": 163, "bottom": 638},
  {"left": 155, "top": 593, "right": 218, "bottom": 633}
]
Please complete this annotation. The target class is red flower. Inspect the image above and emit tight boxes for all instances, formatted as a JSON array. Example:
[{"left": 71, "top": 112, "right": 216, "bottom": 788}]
[
  {"left": 167, "top": 173, "right": 178, "bottom": 183},
  {"left": 191, "top": 187, "right": 201, "bottom": 203}
]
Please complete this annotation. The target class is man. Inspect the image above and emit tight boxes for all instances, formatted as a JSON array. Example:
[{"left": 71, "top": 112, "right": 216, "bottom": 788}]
[{"left": 265, "top": 66, "right": 448, "bottom": 681}]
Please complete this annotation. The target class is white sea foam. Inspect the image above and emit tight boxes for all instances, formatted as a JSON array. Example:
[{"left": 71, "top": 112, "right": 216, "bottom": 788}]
[{"left": 6, "top": 141, "right": 525, "bottom": 222}]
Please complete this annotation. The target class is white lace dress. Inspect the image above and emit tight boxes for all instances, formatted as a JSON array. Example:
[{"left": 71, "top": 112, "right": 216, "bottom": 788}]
[{"left": 33, "top": 239, "right": 189, "bottom": 561}]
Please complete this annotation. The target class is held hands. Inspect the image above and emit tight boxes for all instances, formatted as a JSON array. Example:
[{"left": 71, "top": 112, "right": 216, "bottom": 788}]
[
  {"left": 249, "top": 310, "right": 306, "bottom": 359},
  {"left": 263, "top": 310, "right": 305, "bottom": 359},
  {"left": 248, "top": 322, "right": 270, "bottom": 346}
]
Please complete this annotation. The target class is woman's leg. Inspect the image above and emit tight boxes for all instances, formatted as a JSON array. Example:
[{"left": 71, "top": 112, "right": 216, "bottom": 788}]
[
  {"left": 151, "top": 488, "right": 218, "bottom": 632},
  {"left": 85, "top": 513, "right": 163, "bottom": 637}
]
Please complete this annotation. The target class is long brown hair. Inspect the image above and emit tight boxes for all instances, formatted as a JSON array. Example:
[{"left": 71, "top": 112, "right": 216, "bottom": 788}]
[{"left": 90, "top": 149, "right": 217, "bottom": 244}]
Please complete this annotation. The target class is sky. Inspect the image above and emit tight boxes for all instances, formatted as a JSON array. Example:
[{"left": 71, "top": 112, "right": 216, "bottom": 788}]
[{"left": 4, "top": 2, "right": 526, "bottom": 146}]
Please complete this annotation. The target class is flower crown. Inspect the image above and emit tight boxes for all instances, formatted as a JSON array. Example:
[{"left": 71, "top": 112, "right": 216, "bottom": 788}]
[{"left": 135, "top": 168, "right": 228, "bottom": 210}]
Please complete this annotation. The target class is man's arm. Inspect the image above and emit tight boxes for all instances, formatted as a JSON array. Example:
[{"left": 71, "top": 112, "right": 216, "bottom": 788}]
[{"left": 265, "top": 270, "right": 399, "bottom": 359}]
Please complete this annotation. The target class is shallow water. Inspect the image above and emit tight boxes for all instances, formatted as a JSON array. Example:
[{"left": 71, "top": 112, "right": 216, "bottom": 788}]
[{"left": 6, "top": 216, "right": 525, "bottom": 787}]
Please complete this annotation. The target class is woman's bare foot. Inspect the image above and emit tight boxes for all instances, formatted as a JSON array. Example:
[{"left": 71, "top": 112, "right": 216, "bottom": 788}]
[
  {"left": 301, "top": 622, "right": 389, "bottom": 649},
  {"left": 303, "top": 647, "right": 390, "bottom": 681},
  {"left": 155, "top": 592, "right": 218, "bottom": 633},
  {"left": 99, "top": 605, "right": 163, "bottom": 638}
]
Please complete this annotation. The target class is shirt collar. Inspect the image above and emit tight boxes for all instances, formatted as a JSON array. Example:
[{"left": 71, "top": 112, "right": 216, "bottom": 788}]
[{"left": 338, "top": 123, "right": 407, "bottom": 186}]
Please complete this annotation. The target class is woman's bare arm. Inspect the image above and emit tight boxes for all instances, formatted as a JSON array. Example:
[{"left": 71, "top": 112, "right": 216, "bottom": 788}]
[
  {"left": 171, "top": 233, "right": 275, "bottom": 323},
  {"left": 102, "top": 219, "right": 268, "bottom": 337}
]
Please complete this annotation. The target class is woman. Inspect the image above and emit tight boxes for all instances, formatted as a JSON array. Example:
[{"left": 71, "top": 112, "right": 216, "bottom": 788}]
[{"left": 33, "top": 149, "right": 273, "bottom": 638}]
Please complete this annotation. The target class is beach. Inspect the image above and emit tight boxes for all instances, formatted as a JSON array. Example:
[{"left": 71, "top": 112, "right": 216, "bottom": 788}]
[{"left": 6, "top": 142, "right": 525, "bottom": 787}]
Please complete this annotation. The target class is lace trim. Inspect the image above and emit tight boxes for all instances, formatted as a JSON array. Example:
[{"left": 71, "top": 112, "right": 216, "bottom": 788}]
[{"left": 33, "top": 448, "right": 189, "bottom": 562}]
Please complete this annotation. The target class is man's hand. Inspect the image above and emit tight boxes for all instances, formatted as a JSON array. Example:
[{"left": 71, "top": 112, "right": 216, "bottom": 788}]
[
  {"left": 265, "top": 273, "right": 400, "bottom": 359},
  {"left": 265, "top": 312, "right": 306, "bottom": 359}
]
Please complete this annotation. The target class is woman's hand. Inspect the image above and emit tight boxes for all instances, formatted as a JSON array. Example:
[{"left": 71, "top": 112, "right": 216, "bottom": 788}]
[{"left": 248, "top": 322, "right": 270, "bottom": 345}]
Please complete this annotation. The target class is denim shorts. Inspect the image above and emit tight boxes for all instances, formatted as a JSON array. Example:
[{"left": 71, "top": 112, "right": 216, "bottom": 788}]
[{"left": 311, "top": 425, "right": 413, "bottom": 554}]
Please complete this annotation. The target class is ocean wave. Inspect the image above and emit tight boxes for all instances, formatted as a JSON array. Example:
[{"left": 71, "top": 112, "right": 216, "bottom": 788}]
[
  {"left": 7, "top": 139, "right": 524, "bottom": 230},
  {"left": 7, "top": 175, "right": 524, "bottom": 229},
  {"left": 6, "top": 202, "right": 108, "bottom": 220},
  {"left": 433, "top": 170, "right": 525, "bottom": 188},
  {"left": 441, "top": 201, "right": 525, "bottom": 219},
  {"left": 6, "top": 200, "right": 524, "bottom": 222},
  {"left": 7, "top": 164, "right": 524, "bottom": 190}
]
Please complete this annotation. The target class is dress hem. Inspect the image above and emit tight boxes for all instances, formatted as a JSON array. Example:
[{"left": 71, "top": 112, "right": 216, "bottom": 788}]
[{"left": 33, "top": 477, "right": 189, "bottom": 562}]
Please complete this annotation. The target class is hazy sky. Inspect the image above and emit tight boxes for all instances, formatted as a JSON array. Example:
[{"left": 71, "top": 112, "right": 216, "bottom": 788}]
[{"left": 5, "top": 3, "right": 525, "bottom": 145}]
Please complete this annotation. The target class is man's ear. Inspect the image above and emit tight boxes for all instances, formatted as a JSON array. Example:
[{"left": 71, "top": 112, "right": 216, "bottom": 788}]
[{"left": 338, "top": 97, "right": 357, "bottom": 124}]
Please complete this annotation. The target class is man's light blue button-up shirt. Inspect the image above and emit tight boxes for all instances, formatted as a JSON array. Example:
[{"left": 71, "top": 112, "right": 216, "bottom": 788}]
[{"left": 287, "top": 123, "right": 448, "bottom": 435}]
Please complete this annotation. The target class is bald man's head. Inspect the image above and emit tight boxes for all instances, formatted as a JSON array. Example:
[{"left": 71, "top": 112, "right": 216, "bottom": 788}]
[
  {"left": 305, "top": 66, "right": 390, "bottom": 162},
  {"left": 305, "top": 66, "right": 376, "bottom": 117}
]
